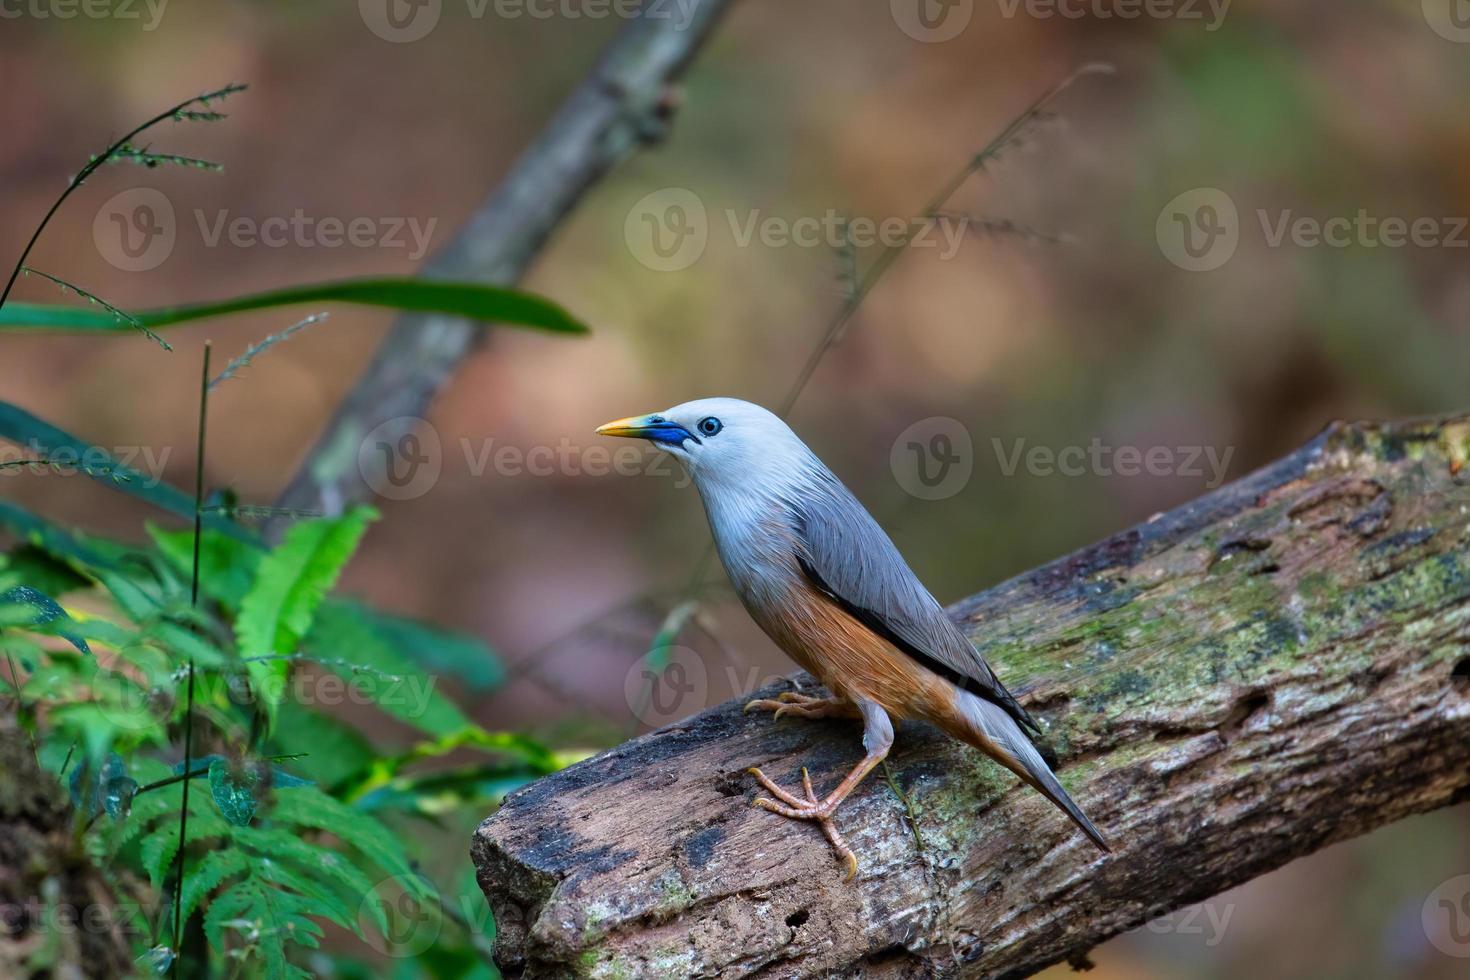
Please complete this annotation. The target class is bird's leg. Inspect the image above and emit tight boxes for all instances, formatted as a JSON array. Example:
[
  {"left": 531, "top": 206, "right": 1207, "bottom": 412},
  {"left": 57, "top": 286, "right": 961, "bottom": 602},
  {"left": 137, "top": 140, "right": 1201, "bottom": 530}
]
[
  {"left": 746, "top": 700, "right": 894, "bottom": 877},
  {"left": 743, "top": 690, "right": 860, "bottom": 721}
]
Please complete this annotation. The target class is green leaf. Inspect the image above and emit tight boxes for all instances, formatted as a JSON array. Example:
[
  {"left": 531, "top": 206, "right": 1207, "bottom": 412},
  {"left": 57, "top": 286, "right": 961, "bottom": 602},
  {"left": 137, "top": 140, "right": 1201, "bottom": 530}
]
[
  {"left": 204, "top": 877, "right": 320, "bottom": 978},
  {"left": 354, "top": 761, "right": 543, "bottom": 817},
  {"left": 0, "top": 501, "right": 128, "bottom": 571},
  {"left": 268, "top": 787, "right": 430, "bottom": 900},
  {"left": 235, "top": 825, "right": 383, "bottom": 935},
  {"left": 174, "top": 755, "right": 313, "bottom": 789},
  {"left": 68, "top": 752, "right": 134, "bottom": 818},
  {"left": 235, "top": 508, "right": 376, "bottom": 727},
  {"left": 253, "top": 859, "right": 357, "bottom": 931},
  {"left": 335, "top": 598, "right": 505, "bottom": 692},
  {"left": 142, "top": 621, "right": 229, "bottom": 669},
  {"left": 177, "top": 848, "right": 249, "bottom": 933},
  {"left": 208, "top": 758, "right": 262, "bottom": 826},
  {"left": 306, "top": 603, "right": 470, "bottom": 737},
  {"left": 147, "top": 525, "right": 261, "bottom": 608},
  {"left": 268, "top": 700, "right": 374, "bottom": 789},
  {"left": 0, "top": 403, "right": 251, "bottom": 536},
  {"left": 2, "top": 544, "right": 91, "bottom": 597},
  {"left": 0, "top": 585, "right": 90, "bottom": 654},
  {"left": 140, "top": 807, "right": 231, "bottom": 887},
  {"left": 0, "top": 276, "right": 589, "bottom": 335}
]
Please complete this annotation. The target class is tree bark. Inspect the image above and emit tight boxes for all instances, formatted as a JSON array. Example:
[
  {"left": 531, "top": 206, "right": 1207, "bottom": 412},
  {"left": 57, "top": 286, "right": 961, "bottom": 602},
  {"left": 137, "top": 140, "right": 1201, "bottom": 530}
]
[
  {"left": 271, "top": 0, "right": 734, "bottom": 527},
  {"left": 0, "top": 720, "right": 141, "bottom": 978},
  {"left": 472, "top": 413, "right": 1470, "bottom": 978}
]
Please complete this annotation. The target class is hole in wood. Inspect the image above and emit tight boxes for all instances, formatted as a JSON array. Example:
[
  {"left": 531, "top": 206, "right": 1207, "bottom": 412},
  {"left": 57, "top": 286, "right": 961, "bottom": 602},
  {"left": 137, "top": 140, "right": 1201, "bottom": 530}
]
[
  {"left": 1452, "top": 657, "right": 1470, "bottom": 690},
  {"left": 785, "top": 908, "right": 810, "bottom": 928}
]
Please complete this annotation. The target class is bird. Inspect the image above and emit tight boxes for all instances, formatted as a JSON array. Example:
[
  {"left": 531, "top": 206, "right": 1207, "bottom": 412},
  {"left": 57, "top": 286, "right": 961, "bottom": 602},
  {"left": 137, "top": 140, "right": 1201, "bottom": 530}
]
[{"left": 597, "top": 397, "right": 1109, "bottom": 875}]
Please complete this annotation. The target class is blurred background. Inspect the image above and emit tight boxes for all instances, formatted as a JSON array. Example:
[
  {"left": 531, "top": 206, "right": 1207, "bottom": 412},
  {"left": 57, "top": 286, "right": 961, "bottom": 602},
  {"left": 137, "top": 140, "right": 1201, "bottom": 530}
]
[{"left": 2, "top": 0, "right": 1468, "bottom": 976}]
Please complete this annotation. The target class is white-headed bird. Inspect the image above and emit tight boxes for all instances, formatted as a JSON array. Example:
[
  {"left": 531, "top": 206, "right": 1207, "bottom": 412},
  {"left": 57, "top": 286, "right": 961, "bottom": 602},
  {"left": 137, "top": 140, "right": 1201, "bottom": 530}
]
[{"left": 598, "top": 398, "right": 1108, "bottom": 874}]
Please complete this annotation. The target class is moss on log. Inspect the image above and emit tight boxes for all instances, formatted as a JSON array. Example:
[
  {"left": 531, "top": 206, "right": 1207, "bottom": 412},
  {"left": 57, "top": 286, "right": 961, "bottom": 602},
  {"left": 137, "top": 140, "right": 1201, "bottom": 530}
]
[{"left": 472, "top": 415, "right": 1470, "bottom": 978}]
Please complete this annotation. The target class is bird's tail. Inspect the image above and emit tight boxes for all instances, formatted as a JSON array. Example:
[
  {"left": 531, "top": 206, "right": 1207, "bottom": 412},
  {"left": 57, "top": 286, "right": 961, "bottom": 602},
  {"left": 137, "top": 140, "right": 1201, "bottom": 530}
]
[{"left": 955, "top": 690, "right": 1111, "bottom": 852}]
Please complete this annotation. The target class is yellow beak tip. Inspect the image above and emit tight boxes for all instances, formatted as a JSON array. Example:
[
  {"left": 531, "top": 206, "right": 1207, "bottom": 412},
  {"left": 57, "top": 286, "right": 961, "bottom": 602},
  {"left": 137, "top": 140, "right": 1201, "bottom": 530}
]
[{"left": 596, "top": 415, "right": 650, "bottom": 438}]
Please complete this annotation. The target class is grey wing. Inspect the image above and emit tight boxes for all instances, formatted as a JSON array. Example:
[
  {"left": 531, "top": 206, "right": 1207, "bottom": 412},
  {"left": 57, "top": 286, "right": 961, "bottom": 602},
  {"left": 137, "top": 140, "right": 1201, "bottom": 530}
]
[{"left": 791, "top": 478, "right": 1041, "bottom": 736}]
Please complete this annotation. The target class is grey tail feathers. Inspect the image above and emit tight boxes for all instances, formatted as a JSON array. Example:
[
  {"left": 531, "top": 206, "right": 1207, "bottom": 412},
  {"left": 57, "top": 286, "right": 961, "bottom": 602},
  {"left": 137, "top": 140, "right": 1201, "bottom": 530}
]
[{"left": 962, "top": 692, "right": 1111, "bottom": 852}]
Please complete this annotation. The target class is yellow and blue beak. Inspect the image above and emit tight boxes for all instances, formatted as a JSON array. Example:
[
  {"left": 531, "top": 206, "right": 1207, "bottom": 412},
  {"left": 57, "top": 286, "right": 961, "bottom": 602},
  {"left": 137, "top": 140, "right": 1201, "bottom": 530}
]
[{"left": 595, "top": 414, "right": 697, "bottom": 447}]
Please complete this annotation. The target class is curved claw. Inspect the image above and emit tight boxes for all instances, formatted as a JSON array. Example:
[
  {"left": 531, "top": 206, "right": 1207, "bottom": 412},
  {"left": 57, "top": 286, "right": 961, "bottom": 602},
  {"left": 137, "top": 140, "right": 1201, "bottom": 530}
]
[{"left": 745, "top": 765, "right": 860, "bottom": 877}]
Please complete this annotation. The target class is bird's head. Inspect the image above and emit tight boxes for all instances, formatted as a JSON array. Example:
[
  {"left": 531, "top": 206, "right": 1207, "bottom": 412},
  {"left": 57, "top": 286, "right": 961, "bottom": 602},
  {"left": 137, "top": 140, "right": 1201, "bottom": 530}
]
[{"left": 596, "top": 397, "right": 812, "bottom": 488}]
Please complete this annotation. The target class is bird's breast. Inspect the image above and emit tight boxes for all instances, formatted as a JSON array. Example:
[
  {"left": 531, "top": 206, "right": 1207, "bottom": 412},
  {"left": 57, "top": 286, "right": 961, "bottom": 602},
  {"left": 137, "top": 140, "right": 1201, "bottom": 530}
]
[{"left": 698, "top": 489, "right": 951, "bottom": 717}]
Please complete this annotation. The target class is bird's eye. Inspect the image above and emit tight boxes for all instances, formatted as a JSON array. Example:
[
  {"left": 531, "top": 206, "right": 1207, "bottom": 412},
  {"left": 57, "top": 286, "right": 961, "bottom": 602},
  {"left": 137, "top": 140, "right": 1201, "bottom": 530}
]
[{"left": 697, "top": 416, "right": 723, "bottom": 437}]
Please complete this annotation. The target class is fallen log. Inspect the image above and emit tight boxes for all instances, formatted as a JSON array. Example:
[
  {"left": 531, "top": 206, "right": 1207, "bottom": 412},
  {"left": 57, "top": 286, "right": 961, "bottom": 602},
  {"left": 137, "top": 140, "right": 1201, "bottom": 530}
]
[{"left": 473, "top": 414, "right": 1470, "bottom": 978}]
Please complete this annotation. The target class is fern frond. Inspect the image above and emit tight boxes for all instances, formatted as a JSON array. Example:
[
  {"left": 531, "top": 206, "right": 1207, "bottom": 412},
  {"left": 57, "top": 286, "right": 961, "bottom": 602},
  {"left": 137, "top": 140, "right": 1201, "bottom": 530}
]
[
  {"left": 205, "top": 877, "right": 319, "bottom": 979},
  {"left": 269, "top": 787, "right": 428, "bottom": 898},
  {"left": 140, "top": 807, "right": 231, "bottom": 887},
  {"left": 234, "top": 508, "right": 378, "bottom": 729},
  {"left": 177, "top": 848, "right": 250, "bottom": 928},
  {"left": 235, "top": 825, "right": 383, "bottom": 933}
]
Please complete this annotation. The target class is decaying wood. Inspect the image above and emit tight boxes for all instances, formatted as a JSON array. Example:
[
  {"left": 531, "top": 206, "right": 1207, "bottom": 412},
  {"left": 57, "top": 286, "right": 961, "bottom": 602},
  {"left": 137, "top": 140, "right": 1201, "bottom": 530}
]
[{"left": 472, "top": 414, "right": 1470, "bottom": 978}]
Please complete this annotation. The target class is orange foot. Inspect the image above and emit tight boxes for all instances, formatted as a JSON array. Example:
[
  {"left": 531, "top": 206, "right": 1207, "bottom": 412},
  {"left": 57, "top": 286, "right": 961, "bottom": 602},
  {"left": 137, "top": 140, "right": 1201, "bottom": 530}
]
[
  {"left": 747, "top": 765, "right": 859, "bottom": 878},
  {"left": 743, "top": 691, "right": 859, "bottom": 721}
]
